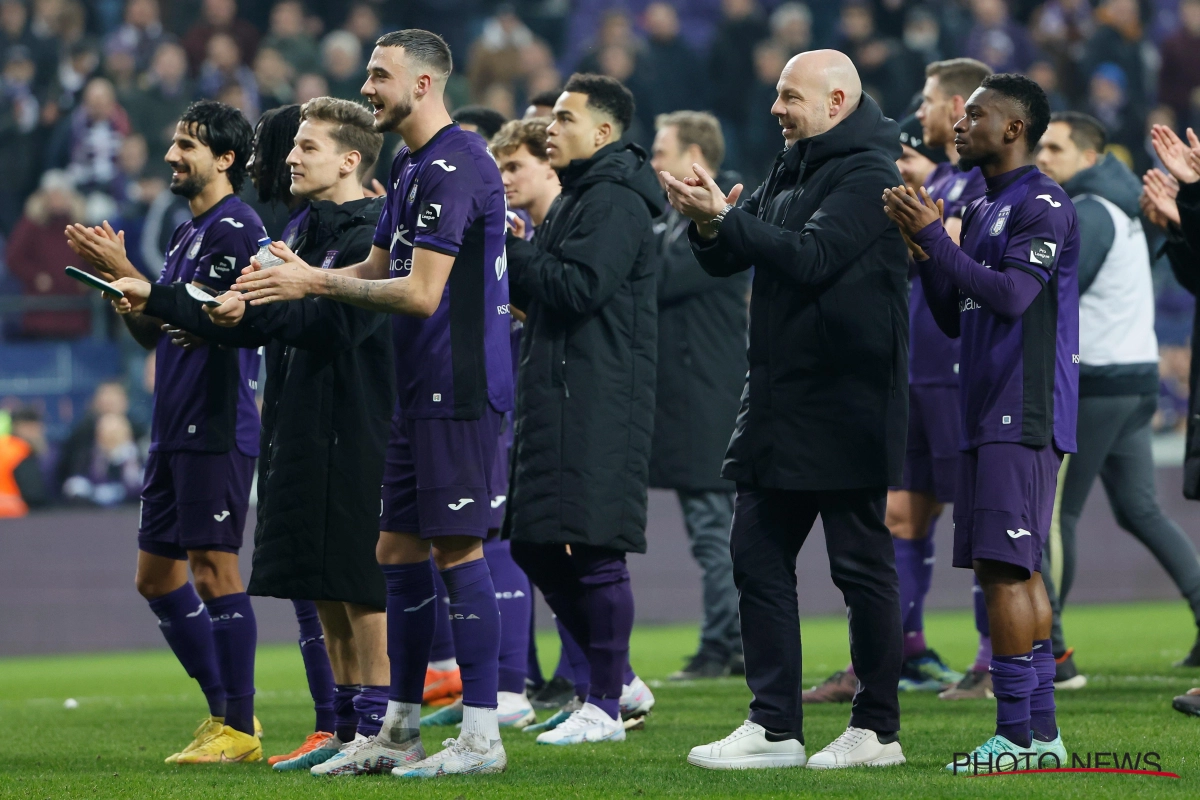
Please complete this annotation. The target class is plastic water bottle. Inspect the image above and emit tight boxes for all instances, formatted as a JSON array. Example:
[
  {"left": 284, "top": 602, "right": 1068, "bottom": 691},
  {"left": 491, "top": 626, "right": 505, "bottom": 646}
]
[{"left": 254, "top": 237, "right": 284, "bottom": 269}]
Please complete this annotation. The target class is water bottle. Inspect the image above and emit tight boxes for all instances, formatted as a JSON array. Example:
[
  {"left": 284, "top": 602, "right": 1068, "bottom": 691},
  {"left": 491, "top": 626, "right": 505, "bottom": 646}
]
[{"left": 254, "top": 237, "right": 284, "bottom": 269}]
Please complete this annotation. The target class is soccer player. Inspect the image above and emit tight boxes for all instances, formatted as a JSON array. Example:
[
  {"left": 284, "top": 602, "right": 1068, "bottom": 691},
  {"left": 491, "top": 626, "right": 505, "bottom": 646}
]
[
  {"left": 65, "top": 100, "right": 264, "bottom": 764},
  {"left": 111, "top": 97, "right": 398, "bottom": 770},
  {"left": 234, "top": 29, "right": 513, "bottom": 778},
  {"left": 884, "top": 73, "right": 1078, "bottom": 771}
]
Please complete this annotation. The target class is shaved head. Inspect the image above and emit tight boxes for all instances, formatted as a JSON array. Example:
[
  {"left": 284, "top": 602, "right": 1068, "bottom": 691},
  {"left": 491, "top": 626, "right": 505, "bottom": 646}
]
[{"left": 771, "top": 49, "right": 862, "bottom": 145}]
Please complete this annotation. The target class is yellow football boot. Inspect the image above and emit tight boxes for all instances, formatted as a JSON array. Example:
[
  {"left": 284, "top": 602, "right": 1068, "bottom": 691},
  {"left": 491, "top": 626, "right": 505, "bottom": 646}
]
[
  {"left": 174, "top": 725, "right": 263, "bottom": 764},
  {"left": 164, "top": 715, "right": 263, "bottom": 763}
]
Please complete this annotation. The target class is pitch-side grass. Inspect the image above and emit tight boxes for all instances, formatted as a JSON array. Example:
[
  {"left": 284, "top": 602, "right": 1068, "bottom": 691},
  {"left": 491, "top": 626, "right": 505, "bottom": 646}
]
[{"left": 1, "top": 601, "right": 1197, "bottom": 799}]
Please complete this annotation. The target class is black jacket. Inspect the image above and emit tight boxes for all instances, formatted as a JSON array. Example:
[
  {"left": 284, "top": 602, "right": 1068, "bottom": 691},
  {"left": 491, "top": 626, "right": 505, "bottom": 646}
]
[
  {"left": 1161, "top": 182, "right": 1200, "bottom": 499},
  {"left": 145, "top": 196, "right": 393, "bottom": 608},
  {"left": 649, "top": 171, "right": 750, "bottom": 492},
  {"left": 689, "top": 94, "right": 909, "bottom": 491},
  {"left": 505, "top": 142, "right": 663, "bottom": 553}
]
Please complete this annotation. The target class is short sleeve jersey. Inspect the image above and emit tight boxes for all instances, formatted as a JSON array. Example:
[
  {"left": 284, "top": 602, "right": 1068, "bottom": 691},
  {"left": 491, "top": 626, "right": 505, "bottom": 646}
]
[
  {"left": 957, "top": 166, "right": 1079, "bottom": 452},
  {"left": 372, "top": 124, "right": 513, "bottom": 420},
  {"left": 151, "top": 194, "right": 264, "bottom": 456},
  {"left": 910, "top": 162, "right": 987, "bottom": 386}
]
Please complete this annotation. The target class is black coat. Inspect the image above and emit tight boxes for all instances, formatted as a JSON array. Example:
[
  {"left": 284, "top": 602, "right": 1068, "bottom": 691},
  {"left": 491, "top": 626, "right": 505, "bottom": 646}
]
[
  {"left": 1160, "top": 181, "right": 1200, "bottom": 499},
  {"left": 689, "top": 94, "right": 909, "bottom": 491},
  {"left": 505, "top": 142, "right": 663, "bottom": 553},
  {"left": 145, "top": 197, "right": 394, "bottom": 608},
  {"left": 649, "top": 172, "right": 750, "bottom": 492}
]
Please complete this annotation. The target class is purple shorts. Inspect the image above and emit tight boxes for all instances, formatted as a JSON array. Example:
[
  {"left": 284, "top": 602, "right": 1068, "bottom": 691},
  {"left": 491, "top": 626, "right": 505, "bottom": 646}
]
[
  {"left": 380, "top": 405, "right": 502, "bottom": 539},
  {"left": 487, "top": 414, "right": 512, "bottom": 530},
  {"left": 898, "top": 384, "right": 959, "bottom": 503},
  {"left": 138, "top": 449, "right": 255, "bottom": 560},
  {"left": 952, "top": 442, "right": 1063, "bottom": 576}
]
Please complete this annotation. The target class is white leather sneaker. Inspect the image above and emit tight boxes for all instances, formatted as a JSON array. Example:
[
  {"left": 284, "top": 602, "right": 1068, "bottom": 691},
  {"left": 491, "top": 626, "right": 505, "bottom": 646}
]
[
  {"left": 687, "top": 721, "right": 807, "bottom": 770},
  {"left": 806, "top": 726, "right": 905, "bottom": 769}
]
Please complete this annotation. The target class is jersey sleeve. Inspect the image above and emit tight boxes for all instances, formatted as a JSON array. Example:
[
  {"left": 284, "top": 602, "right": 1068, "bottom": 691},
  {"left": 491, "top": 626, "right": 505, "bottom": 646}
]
[
  {"left": 193, "top": 217, "right": 260, "bottom": 292},
  {"left": 1001, "top": 187, "right": 1076, "bottom": 284},
  {"left": 412, "top": 155, "right": 482, "bottom": 256},
  {"left": 372, "top": 165, "right": 397, "bottom": 250}
]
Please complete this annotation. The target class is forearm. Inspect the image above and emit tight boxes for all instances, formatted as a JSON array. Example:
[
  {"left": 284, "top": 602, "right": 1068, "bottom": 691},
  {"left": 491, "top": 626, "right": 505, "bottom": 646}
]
[
  {"left": 327, "top": 258, "right": 388, "bottom": 281},
  {"left": 122, "top": 312, "right": 163, "bottom": 350},
  {"left": 913, "top": 222, "right": 1042, "bottom": 318},
  {"left": 916, "top": 260, "right": 961, "bottom": 338},
  {"left": 314, "top": 271, "right": 431, "bottom": 316}
]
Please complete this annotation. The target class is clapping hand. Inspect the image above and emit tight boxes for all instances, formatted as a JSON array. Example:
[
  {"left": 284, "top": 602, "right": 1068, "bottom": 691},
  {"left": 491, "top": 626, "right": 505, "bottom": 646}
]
[
  {"left": 64, "top": 221, "right": 140, "bottom": 281},
  {"left": 882, "top": 185, "right": 944, "bottom": 259},
  {"left": 234, "top": 240, "right": 320, "bottom": 305},
  {"left": 1149, "top": 125, "right": 1200, "bottom": 185},
  {"left": 1142, "top": 168, "right": 1181, "bottom": 229},
  {"left": 660, "top": 163, "right": 744, "bottom": 238}
]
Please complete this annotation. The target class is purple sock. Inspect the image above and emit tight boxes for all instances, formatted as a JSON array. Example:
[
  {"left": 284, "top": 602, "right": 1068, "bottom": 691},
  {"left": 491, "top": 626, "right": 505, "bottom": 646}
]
[
  {"left": 206, "top": 592, "right": 257, "bottom": 735},
  {"left": 579, "top": 552, "right": 634, "bottom": 722},
  {"left": 558, "top": 617, "right": 590, "bottom": 698},
  {"left": 333, "top": 683, "right": 360, "bottom": 742},
  {"left": 912, "top": 525, "right": 936, "bottom": 626},
  {"left": 990, "top": 654, "right": 1037, "bottom": 748},
  {"left": 147, "top": 583, "right": 226, "bottom": 718},
  {"left": 893, "top": 537, "right": 923, "bottom": 636},
  {"left": 484, "top": 538, "right": 533, "bottom": 694},
  {"left": 292, "top": 600, "right": 336, "bottom": 733},
  {"left": 429, "top": 564, "right": 456, "bottom": 663},
  {"left": 381, "top": 561, "right": 436, "bottom": 703},
  {"left": 354, "top": 685, "right": 389, "bottom": 737},
  {"left": 1030, "top": 639, "right": 1057, "bottom": 741},
  {"left": 441, "top": 559, "right": 501, "bottom": 709},
  {"left": 903, "top": 630, "right": 927, "bottom": 660}
]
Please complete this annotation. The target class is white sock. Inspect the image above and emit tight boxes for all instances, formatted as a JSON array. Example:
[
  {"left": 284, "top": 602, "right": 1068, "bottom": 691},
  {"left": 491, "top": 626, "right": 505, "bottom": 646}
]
[
  {"left": 429, "top": 658, "right": 458, "bottom": 671},
  {"left": 462, "top": 704, "right": 500, "bottom": 743},
  {"left": 379, "top": 700, "right": 420, "bottom": 744}
]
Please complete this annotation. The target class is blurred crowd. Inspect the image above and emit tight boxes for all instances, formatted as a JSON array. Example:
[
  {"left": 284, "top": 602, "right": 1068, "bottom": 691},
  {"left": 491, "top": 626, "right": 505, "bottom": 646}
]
[{"left": 2, "top": 0, "right": 1200, "bottom": 507}]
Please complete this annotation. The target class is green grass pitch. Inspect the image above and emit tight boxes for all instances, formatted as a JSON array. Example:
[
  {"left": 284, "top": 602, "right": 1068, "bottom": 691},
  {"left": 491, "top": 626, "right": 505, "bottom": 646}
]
[{"left": 1, "top": 601, "right": 1198, "bottom": 799}]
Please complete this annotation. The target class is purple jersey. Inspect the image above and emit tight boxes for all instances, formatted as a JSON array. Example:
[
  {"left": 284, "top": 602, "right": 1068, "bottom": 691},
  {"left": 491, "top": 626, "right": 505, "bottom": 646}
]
[
  {"left": 956, "top": 166, "right": 1079, "bottom": 452},
  {"left": 373, "top": 124, "right": 513, "bottom": 420},
  {"left": 151, "top": 194, "right": 264, "bottom": 456},
  {"left": 281, "top": 202, "right": 310, "bottom": 249},
  {"left": 910, "top": 162, "right": 986, "bottom": 387}
]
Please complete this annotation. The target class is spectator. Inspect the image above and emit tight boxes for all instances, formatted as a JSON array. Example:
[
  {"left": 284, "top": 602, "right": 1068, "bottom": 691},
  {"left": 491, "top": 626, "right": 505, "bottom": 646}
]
[
  {"left": 769, "top": 2, "right": 812, "bottom": 56},
  {"left": 254, "top": 46, "right": 294, "bottom": 109},
  {"left": 467, "top": 6, "right": 535, "bottom": 103},
  {"left": 105, "top": 0, "right": 168, "bottom": 73},
  {"left": 1082, "top": 0, "right": 1148, "bottom": 132},
  {"left": 1029, "top": 0, "right": 1093, "bottom": 103},
  {"left": 0, "top": 406, "right": 50, "bottom": 517},
  {"left": 60, "top": 411, "right": 144, "bottom": 506},
  {"left": 64, "top": 76, "right": 130, "bottom": 197},
  {"left": 576, "top": 9, "right": 640, "bottom": 75},
  {"left": 524, "top": 86, "right": 560, "bottom": 118},
  {"left": 638, "top": 2, "right": 704, "bottom": 120},
  {"left": 292, "top": 71, "right": 326, "bottom": 105},
  {"left": 0, "top": 45, "right": 41, "bottom": 233},
  {"left": 342, "top": 2, "right": 381, "bottom": 53},
  {"left": 453, "top": 104, "right": 507, "bottom": 140},
  {"left": 479, "top": 83, "right": 516, "bottom": 119},
  {"left": 965, "top": 0, "right": 1036, "bottom": 73},
  {"left": 197, "top": 32, "right": 259, "bottom": 120},
  {"left": 1029, "top": 59, "right": 1069, "bottom": 112},
  {"left": 122, "top": 41, "right": 191, "bottom": 174},
  {"left": 45, "top": 39, "right": 100, "bottom": 122},
  {"left": 103, "top": 41, "right": 139, "bottom": 94},
  {"left": 181, "top": 0, "right": 258, "bottom": 74},
  {"left": 839, "top": 1, "right": 914, "bottom": 118},
  {"left": 742, "top": 42, "right": 788, "bottom": 187},
  {"left": 1088, "top": 62, "right": 1141, "bottom": 166},
  {"left": 5, "top": 170, "right": 91, "bottom": 338},
  {"left": 55, "top": 380, "right": 139, "bottom": 487},
  {"left": 261, "top": 0, "right": 318, "bottom": 75},
  {"left": 899, "top": 6, "right": 943, "bottom": 92},
  {"left": 708, "top": 0, "right": 769, "bottom": 177},
  {"left": 321, "top": 29, "right": 362, "bottom": 101},
  {"left": 1, "top": 0, "right": 54, "bottom": 94},
  {"left": 596, "top": 43, "right": 651, "bottom": 144},
  {"left": 1158, "top": 0, "right": 1200, "bottom": 130}
]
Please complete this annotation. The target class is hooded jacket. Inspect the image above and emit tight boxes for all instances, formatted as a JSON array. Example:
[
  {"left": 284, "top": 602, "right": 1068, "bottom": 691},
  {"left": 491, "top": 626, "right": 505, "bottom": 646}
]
[
  {"left": 145, "top": 196, "right": 393, "bottom": 608},
  {"left": 505, "top": 141, "right": 663, "bottom": 553},
  {"left": 1062, "top": 153, "right": 1158, "bottom": 397},
  {"left": 689, "top": 94, "right": 909, "bottom": 491},
  {"left": 1161, "top": 183, "right": 1200, "bottom": 498}
]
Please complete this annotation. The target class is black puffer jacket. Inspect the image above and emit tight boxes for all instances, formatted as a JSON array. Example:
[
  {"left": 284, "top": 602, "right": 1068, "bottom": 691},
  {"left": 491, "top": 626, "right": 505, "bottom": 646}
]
[
  {"left": 505, "top": 142, "right": 663, "bottom": 553},
  {"left": 145, "top": 197, "right": 394, "bottom": 607},
  {"left": 1161, "top": 182, "right": 1200, "bottom": 499},
  {"left": 689, "top": 94, "right": 909, "bottom": 491}
]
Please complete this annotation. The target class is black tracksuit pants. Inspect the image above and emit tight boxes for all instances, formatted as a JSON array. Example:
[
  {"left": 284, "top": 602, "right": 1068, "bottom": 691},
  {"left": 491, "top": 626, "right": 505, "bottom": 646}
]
[{"left": 732, "top": 485, "right": 902, "bottom": 741}]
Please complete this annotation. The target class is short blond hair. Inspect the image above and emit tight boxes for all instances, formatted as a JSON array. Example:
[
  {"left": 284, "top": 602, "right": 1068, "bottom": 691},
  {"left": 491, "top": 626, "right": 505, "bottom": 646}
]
[
  {"left": 490, "top": 117, "right": 551, "bottom": 161},
  {"left": 655, "top": 110, "right": 724, "bottom": 170},
  {"left": 299, "top": 96, "right": 384, "bottom": 179}
]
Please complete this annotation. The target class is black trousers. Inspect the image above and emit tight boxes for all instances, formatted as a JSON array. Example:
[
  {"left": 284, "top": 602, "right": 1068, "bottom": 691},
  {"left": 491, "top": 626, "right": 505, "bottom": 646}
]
[{"left": 732, "top": 485, "right": 902, "bottom": 740}]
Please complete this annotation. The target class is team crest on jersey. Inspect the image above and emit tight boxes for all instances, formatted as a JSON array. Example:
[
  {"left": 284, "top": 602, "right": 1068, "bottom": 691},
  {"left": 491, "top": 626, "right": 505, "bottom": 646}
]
[
  {"left": 187, "top": 232, "right": 205, "bottom": 260},
  {"left": 407, "top": 181, "right": 419, "bottom": 204},
  {"left": 948, "top": 178, "right": 966, "bottom": 202},
  {"left": 989, "top": 206, "right": 1011, "bottom": 236},
  {"left": 321, "top": 250, "right": 339, "bottom": 269}
]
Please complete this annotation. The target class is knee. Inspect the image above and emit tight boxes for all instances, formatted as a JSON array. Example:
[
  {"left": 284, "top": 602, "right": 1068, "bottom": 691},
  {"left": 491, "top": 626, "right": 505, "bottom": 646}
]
[
  {"left": 376, "top": 531, "right": 430, "bottom": 565},
  {"left": 135, "top": 572, "right": 170, "bottom": 600},
  {"left": 431, "top": 536, "right": 483, "bottom": 571}
]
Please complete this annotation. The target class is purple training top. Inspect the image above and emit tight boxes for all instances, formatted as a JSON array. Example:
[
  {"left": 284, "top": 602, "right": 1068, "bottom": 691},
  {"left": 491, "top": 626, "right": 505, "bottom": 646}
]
[
  {"left": 152, "top": 193, "right": 264, "bottom": 456},
  {"left": 373, "top": 124, "right": 513, "bottom": 420},
  {"left": 927, "top": 166, "right": 1080, "bottom": 453},
  {"left": 909, "top": 162, "right": 987, "bottom": 387}
]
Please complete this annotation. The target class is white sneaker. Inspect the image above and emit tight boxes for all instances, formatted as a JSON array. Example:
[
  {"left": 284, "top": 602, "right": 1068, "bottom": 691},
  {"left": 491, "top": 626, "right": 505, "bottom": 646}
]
[
  {"left": 687, "top": 721, "right": 807, "bottom": 770},
  {"left": 620, "top": 676, "right": 655, "bottom": 722},
  {"left": 535, "top": 702, "right": 626, "bottom": 745},
  {"left": 309, "top": 733, "right": 425, "bottom": 776},
  {"left": 806, "top": 727, "right": 905, "bottom": 769},
  {"left": 392, "top": 731, "right": 507, "bottom": 778},
  {"left": 497, "top": 691, "right": 536, "bottom": 729}
]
